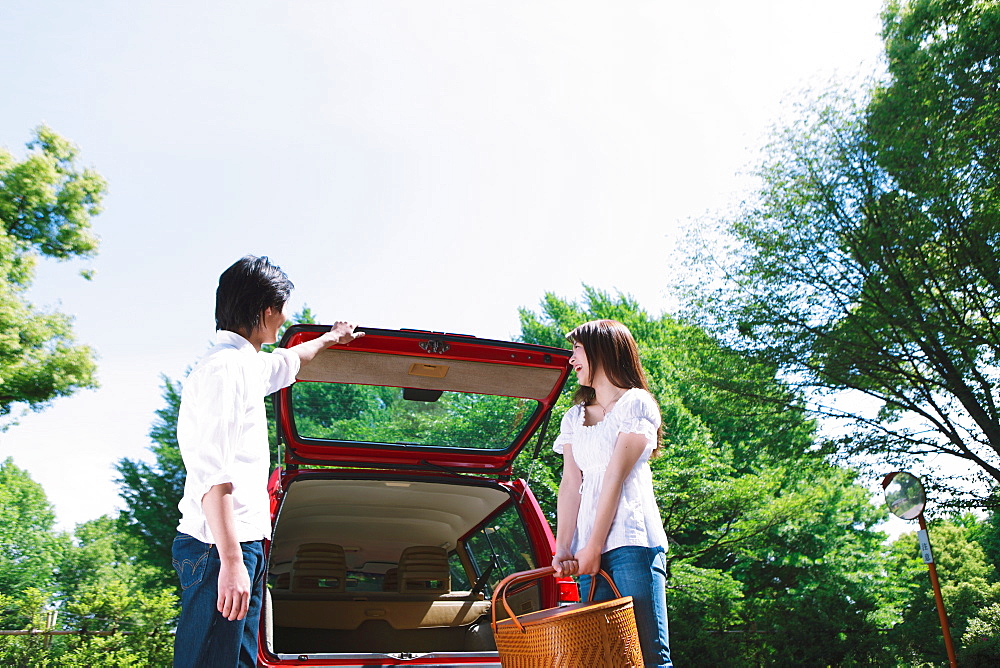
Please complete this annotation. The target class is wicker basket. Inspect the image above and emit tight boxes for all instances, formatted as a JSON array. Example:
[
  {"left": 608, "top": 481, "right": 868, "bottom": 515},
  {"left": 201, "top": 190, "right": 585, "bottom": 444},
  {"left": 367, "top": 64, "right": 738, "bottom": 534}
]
[{"left": 490, "top": 566, "right": 642, "bottom": 668}]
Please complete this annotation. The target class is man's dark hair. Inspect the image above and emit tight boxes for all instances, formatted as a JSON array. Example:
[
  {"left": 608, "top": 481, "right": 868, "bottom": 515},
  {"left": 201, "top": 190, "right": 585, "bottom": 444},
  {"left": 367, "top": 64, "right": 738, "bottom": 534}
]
[{"left": 215, "top": 255, "right": 294, "bottom": 334}]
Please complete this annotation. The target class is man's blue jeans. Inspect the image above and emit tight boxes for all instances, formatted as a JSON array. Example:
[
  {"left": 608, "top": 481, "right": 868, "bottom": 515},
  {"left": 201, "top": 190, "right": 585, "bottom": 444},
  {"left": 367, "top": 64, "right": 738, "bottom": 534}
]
[
  {"left": 579, "top": 545, "right": 672, "bottom": 668},
  {"left": 171, "top": 533, "right": 265, "bottom": 668}
]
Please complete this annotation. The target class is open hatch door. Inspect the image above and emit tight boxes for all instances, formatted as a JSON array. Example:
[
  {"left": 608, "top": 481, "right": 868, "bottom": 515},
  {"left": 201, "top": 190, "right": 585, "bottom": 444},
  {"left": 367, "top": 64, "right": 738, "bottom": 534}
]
[{"left": 275, "top": 326, "right": 571, "bottom": 476}]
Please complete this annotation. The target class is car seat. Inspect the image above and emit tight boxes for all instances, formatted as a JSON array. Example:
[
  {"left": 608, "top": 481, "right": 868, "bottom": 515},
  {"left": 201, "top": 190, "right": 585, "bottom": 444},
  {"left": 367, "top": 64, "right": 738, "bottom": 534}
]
[
  {"left": 396, "top": 545, "right": 451, "bottom": 594},
  {"left": 291, "top": 542, "right": 347, "bottom": 593}
]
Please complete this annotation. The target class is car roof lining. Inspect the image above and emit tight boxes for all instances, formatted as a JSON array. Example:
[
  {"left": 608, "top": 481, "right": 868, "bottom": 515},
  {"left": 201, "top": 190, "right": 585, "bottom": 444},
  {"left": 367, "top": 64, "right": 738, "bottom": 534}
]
[
  {"left": 297, "top": 348, "right": 563, "bottom": 401},
  {"left": 268, "top": 478, "right": 510, "bottom": 573}
]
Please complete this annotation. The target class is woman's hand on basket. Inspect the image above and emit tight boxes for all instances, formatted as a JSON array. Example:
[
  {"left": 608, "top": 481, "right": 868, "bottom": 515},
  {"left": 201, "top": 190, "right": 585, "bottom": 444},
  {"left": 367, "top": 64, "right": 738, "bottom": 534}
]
[
  {"left": 574, "top": 544, "right": 602, "bottom": 576},
  {"left": 552, "top": 549, "right": 578, "bottom": 577}
]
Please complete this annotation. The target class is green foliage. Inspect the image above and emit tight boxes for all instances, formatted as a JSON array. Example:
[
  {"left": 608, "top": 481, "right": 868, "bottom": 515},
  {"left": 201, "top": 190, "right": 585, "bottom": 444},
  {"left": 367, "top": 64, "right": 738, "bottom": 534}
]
[
  {"left": 728, "top": 469, "right": 894, "bottom": 665},
  {"left": 961, "top": 602, "right": 1000, "bottom": 667},
  {"left": 515, "top": 288, "right": 822, "bottom": 545},
  {"left": 886, "top": 519, "right": 1000, "bottom": 665},
  {"left": 872, "top": 0, "right": 1000, "bottom": 202},
  {"left": 515, "top": 288, "right": 896, "bottom": 664},
  {"left": 969, "top": 499, "right": 1000, "bottom": 574},
  {"left": 114, "top": 376, "right": 184, "bottom": 592},
  {"left": 292, "top": 382, "right": 536, "bottom": 450},
  {"left": 0, "top": 587, "right": 53, "bottom": 667},
  {"left": 666, "top": 564, "right": 745, "bottom": 666},
  {"left": 0, "top": 580, "right": 176, "bottom": 668},
  {"left": 0, "top": 127, "right": 105, "bottom": 420},
  {"left": 686, "top": 14, "right": 1000, "bottom": 498},
  {"left": 0, "top": 126, "right": 102, "bottom": 259},
  {"left": 0, "top": 480, "right": 177, "bottom": 667},
  {"left": 57, "top": 516, "right": 168, "bottom": 605},
  {"left": 58, "top": 581, "right": 175, "bottom": 667},
  {"left": 0, "top": 459, "right": 69, "bottom": 599}
]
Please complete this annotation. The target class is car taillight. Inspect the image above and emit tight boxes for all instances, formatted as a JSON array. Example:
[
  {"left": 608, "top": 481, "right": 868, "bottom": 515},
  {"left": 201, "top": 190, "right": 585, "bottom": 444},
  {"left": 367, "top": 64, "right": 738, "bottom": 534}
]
[{"left": 557, "top": 576, "right": 579, "bottom": 603}]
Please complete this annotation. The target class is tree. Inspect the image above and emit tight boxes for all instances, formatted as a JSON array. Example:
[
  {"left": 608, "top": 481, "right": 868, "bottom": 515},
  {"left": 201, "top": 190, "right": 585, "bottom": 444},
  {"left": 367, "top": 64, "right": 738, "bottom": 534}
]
[
  {"left": 0, "top": 587, "right": 54, "bottom": 666},
  {"left": 0, "top": 458, "right": 70, "bottom": 599},
  {"left": 0, "top": 516, "right": 177, "bottom": 667},
  {"left": 516, "top": 288, "right": 823, "bottom": 553},
  {"left": 515, "top": 289, "right": 896, "bottom": 665},
  {"left": 885, "top": 519, "right": 1000, "bottom": 665},
  {"left": 871, "top": 0, "right": 1000, "bottom": 206},
  {"left": 962, "top": 602, "right": 1000, "bottom": 666},
  {"left": 726, "top": 469, "right": 894, "bottom": 665},
  {"left": 0, "top": 464, "right": 175, "bottom": 667},
  {"left": 969, "top": 498, "right": 1000, "bottom": 574},
  {"left": 685, "top": 0, "right": 1000, "bottom": 501},
  {"left": 56, "top": 515, "right": 167, "bottom": 605},
  {"left": 0, "top": 126, "right": 106, "bottom": 421},
  {"left": 56, "top": 517, "right": 176, "bottom": 667},
  {"left": 114, "top": 376, "right": 185, "bottom": 591}
]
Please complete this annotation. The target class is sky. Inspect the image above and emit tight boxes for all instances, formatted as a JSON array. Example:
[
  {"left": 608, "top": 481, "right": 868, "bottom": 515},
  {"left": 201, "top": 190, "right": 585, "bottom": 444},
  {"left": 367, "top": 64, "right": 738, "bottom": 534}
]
[{"left": 0, "top": 0, "right": 911, "bottom": 534}]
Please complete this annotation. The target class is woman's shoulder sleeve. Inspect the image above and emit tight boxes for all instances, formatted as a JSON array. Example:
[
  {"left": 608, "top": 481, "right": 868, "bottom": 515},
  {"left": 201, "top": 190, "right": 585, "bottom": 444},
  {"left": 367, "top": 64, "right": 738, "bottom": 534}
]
[
  {"left": 617, "top": 389, "right": 661, "bottom": 439},
  {"left": 621, "top": 389, "right": 660, "bottom": 419},
  {"left": 552, "top": 404, "right": 581, "bottom": 455}
]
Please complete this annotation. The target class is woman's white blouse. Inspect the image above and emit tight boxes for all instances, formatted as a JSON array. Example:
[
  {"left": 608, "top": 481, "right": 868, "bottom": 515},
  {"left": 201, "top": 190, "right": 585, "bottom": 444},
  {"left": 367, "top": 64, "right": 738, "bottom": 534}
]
[{"left": 553, "top": 388, "right": 669, "bottom": 554}]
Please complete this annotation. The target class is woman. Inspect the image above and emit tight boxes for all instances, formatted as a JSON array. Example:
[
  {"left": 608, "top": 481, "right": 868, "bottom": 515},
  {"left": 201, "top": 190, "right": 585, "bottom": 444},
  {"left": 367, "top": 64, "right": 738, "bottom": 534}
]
[{"left": 552, "top": 319, "right": 672, "bottom": 667}]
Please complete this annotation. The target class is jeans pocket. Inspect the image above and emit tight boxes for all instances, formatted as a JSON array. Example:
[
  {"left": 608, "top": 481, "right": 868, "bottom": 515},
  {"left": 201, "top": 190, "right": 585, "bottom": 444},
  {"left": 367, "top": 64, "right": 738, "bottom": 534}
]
[{"left": 172, "top": 536, "right": 212, "bottom": 590}]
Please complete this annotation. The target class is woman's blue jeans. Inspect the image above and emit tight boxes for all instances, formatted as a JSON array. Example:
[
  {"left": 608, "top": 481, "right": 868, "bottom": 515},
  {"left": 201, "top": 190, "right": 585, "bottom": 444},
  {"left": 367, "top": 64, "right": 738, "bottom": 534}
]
[
  {"left": 171, "top": 533, "right": 266, "bottom": 668},
  {"left": 579, "top": 545, "right": 672, "bottom": 668}
]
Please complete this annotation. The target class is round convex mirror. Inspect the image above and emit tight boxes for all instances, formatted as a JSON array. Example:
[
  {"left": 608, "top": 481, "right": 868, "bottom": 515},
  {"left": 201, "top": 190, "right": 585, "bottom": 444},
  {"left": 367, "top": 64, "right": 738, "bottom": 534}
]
[{"left": 882, "top": 471, "right": 926, "bottom": 520}]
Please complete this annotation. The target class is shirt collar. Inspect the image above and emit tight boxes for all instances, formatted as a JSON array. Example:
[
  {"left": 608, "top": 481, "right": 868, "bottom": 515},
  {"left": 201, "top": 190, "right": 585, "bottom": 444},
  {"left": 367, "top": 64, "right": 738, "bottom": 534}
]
[{"left": 216, "top": 329, "right": 256, "bottom": 352}]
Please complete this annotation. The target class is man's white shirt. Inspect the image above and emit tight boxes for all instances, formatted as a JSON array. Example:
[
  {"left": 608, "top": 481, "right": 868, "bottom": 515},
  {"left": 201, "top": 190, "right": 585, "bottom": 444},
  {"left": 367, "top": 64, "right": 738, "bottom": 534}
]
[{"left": 176, "top": 330, "right": 300, "bottom": 544}]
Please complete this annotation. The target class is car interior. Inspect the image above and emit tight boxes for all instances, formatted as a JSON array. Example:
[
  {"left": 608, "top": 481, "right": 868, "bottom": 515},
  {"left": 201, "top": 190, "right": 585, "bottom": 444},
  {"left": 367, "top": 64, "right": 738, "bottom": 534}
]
[{"left": 263, "top": 476, "right": 543, "bottom": 657}]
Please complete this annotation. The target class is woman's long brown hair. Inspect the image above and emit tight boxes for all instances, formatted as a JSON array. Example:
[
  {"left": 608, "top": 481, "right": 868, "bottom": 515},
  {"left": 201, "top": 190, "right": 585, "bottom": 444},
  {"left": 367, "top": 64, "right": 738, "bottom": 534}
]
[{"left": 568, "top": 319, "right": 661, "bottom": 455}]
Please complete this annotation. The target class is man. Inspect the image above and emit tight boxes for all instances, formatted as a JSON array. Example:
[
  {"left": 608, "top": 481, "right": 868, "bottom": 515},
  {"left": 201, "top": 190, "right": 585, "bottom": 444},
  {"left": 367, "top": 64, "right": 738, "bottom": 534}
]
[{"left": 171, "top": 255, "right": 362, "bottom": 667}]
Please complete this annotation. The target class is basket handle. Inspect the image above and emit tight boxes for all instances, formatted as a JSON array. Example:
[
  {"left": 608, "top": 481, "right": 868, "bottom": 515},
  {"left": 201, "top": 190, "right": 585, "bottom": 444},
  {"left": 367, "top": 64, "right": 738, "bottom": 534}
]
[{"left": 490, "top": 566, "right": 622, "bottom": 633}]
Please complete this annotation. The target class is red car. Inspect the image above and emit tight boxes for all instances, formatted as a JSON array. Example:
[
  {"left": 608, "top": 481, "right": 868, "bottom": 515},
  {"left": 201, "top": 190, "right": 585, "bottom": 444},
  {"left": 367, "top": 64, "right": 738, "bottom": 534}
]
[{"left": 259, "top": 326, "right": 578, "bottom": 667}]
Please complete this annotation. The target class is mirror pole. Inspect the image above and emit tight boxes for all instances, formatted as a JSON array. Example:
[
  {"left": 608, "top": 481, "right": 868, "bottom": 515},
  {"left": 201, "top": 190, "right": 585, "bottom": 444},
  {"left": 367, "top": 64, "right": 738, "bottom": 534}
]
[{"left": 917, "top": 512, "right": 957, "bottom": 668}]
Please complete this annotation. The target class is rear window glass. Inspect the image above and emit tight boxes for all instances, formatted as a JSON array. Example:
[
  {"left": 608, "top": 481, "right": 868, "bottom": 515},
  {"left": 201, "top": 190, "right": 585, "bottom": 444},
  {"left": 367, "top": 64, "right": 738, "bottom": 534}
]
[
  {"left": 464, "top": 504, "right": 538, "bottom": 594},
  {"left": 290, "top": 382, "right": 541, "bottom": 450}
]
